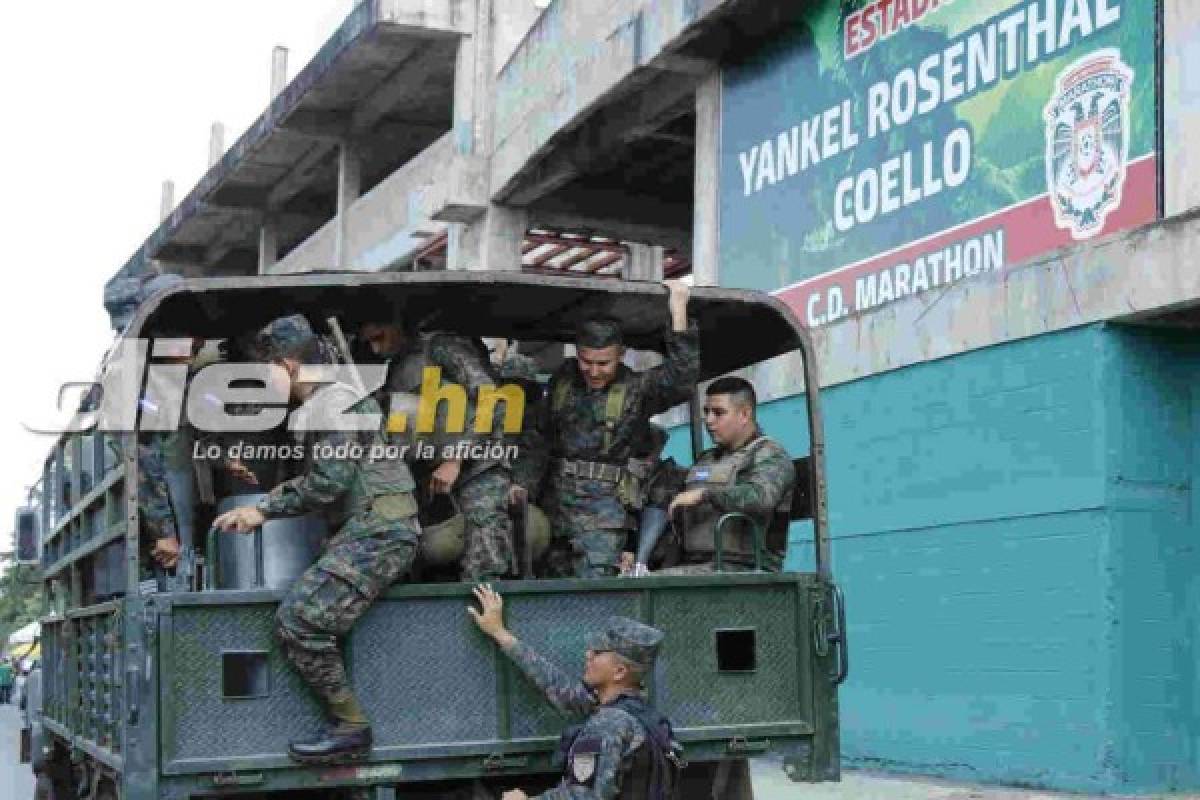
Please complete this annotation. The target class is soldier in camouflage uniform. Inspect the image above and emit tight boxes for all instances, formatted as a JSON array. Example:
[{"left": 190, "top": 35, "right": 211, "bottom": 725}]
[
  {"left": 665, "top": 376, "right": 795, "bottom": 573},
  {"left": 469, "top": 585, "right": 679, "bottom": 800},
  {"left": 214, "top": 316, "right": 421, "bottom": 763},
  {"left": 490, "top": 340, "right": 545, "bottom": 509},
  {"left": 360, "top": 322, "right": 514, "bottom": 580},
  {"left": 523, "top": 281, "right": 698, "bottom": 578}
]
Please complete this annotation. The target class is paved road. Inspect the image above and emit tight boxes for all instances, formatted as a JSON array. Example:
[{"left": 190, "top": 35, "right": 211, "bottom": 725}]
[
  {"left": 748, "top": 757, "right": 1197, "bottom": 799},
  {"left": 0, "top": 701, "right": 35, "bottom": 800}
]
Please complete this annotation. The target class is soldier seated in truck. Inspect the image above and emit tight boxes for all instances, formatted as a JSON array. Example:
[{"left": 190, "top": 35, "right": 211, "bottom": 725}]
[
  {"left": 663, "top": 376, "right": 795, "bottom": 574},
  {"left": 359, "top": 319, "right": 516, "bottom": 581}
]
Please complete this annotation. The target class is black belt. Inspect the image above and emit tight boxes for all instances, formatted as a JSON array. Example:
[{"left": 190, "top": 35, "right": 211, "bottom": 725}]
[{"left": 555, "top": 458, "right": 624, "bottom": 483}]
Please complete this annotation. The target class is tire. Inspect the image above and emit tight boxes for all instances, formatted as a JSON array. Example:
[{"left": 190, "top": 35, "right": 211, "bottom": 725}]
[{"left": 676, "top": 759, "right": 755, "bottom": 800}]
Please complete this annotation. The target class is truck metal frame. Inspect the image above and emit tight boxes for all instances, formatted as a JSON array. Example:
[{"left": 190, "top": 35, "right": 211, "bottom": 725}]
[{"left": 31, "top": 272, "right": 845, "bottom": 799}]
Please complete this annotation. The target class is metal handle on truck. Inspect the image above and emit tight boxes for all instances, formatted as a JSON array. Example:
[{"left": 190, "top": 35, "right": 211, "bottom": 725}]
[
  {"left": 813, "top": 585, "right": 849, "bottom": 685},
  {"left": 713, "top": 513, "right": 764, "bottom": 572}
]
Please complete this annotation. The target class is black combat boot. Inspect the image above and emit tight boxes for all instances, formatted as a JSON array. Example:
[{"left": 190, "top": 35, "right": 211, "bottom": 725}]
[{"left": 287, "top": 724, "right": 373, "bottom": 764}]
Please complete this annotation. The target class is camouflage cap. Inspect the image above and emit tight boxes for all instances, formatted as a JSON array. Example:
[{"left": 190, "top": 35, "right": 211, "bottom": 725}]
[
  {"left": 585, "top": 616, "right": 664, "bottom": 671},
  {"left": 258, "top": 315, "right": 316, "bottom": 361},
  {"left": 103, "top": 271, "right": 185, "bottom": 332}
]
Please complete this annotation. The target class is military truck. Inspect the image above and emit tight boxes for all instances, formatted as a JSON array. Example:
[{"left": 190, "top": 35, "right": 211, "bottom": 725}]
[{"left": 27, "top": 272, "right": 847, "bottom": 799}]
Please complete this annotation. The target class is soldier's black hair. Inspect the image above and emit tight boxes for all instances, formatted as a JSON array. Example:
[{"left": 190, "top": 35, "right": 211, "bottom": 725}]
[
  {"left": 576, "top": 318, "right": 624, "bottom": 349},
  {"left": 706, "top": 376, "right": 757, "bottom": 409}
]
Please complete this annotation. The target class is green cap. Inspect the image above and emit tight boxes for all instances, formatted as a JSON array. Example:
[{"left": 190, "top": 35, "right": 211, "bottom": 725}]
[{"left": 586, "top": 616, "right": 664, "bottom": 671}]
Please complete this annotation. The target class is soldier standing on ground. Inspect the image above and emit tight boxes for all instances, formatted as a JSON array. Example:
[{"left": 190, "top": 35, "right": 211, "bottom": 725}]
[
  {"left": 664, "top": 376, "right": 795, "bottom": 573},
  {"left": 468, "top": 585, "right": 679, "bottom": 799},
  {"left": 523, "top": 281, "right": 698, "bottom": 578},
  {"left": 213, "top": 315, "right": 421, "bottom": 763},
  {"left": 360, "top": 321, "right": 515, "bottom": 581}
]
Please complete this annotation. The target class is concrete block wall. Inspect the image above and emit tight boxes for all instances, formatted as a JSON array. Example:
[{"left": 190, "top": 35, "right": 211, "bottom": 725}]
[{"left": 664, "top": 324, "right": 1200, "bottom": 793}]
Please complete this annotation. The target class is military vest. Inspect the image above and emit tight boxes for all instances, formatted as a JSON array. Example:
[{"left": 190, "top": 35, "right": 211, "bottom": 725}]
[
  {"left": 294, "top": 383, "right": 417, "bottom": 522},
  {"left": 387, "top": 334, "right": 437, "bottom": 393},
  {"left": 557, "top": 694, "right": 680, "bottom": 800},
  {"left": 682, "top": 436, "right": 791, "bottom": 563}
]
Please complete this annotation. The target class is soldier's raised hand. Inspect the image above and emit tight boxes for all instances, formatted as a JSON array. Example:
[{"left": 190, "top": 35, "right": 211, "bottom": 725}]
[
  {"left": 468, "top": 584, "right": 515, "bottom": 647},
  {"left": 663, "top": 280, "right": 690, "bottom": 331}
]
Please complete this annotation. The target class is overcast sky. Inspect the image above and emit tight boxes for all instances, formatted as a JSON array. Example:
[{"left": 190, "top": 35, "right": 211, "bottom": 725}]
[{"left": 0, "top": 1, "right": 356, "bottom": 550}]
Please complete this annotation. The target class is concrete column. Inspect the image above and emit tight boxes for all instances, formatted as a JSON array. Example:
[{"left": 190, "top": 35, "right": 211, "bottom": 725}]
[
  {"left": 451, "top": 1, "right": 485, "bottom": 155},
  {"left": 334, "top": 141, "right": 363, "bottom": 268},
  {"left": 449, "top": 204, "right": 527, "bottom": 272},
  {"left": 692, "top": 70, "right": 721, "bottom": 287},
  {"left": 271, "top": 46, "right": 289, "bottom": 101},
  {"left": 625, "top": 244, "right": 664, "bottom": 281},
  {"left": 159, "top": 180, "right": 175, "bottom": 222},
  {"left": 258, "top": 215, "right": 279, "bottom": 274},
  {"left": 208, "top": 122, "right": 225, "bottom": 167}
]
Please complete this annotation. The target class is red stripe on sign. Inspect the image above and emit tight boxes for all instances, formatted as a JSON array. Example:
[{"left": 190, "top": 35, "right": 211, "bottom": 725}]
[{"left": 776, "top": 155, "right": 1157, "bottom": 323}]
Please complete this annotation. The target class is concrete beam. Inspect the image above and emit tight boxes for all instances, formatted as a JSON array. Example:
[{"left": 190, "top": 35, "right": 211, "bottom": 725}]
[
  {"left": 379, "top": 0, "right": 474, "bottom": 38},
  {"left": 154, "top": 244, "right": 208, "bottom": 264},
  {"left": 280, "top": 110, "right": 352, "bottom": 141},
  {"left": 500, "top": 71, "right": 698, "bottom": 205},
  {"left": 429, "top": 154, "right": 488, "bottom": 223},
  {"left": 267, "top": 140, "right": 338, "bottom": 210},
  {"left": 273, "top": 132, "right": 453, "bottom": 274},
  {"left": 491, "top": 0, "right": 741, "bottom": 203},
  {"left": 203, "top": 212, "right": 263, "bottom": 267},
  {"left": 529, "top": 187, "right": 692, "bottom": 250},
  {"left": 692, "top": 70, "right": 720, "bottom": 287},
  {"left": 350, "top": 41, "right": 448, "bottom": 134}
]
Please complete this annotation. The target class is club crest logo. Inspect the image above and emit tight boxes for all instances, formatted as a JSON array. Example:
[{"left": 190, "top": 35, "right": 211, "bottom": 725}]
[{"left": 1044, "top": 49, "right": 1133, "bottom": 241}]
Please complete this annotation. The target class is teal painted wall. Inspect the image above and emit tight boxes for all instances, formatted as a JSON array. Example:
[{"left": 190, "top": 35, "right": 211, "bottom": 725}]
[{"left": 667, "top": 324, "right": 1200, "bottom": 792}]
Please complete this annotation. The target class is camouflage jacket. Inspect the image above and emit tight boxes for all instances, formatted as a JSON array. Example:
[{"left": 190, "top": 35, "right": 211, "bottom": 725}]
[
  {"left": 521, "top": 324, "right": 699, "bottom": 494},
  {"left": 381, "top": 333, "right": 506, "bottom": 478},
  {"left": 496, "top": 351, "right": 544, "bottom": 495},
  {"left": 503, "top": 640, "right": 646, "bottom": 799},
  {"left": 257, "top": 386, "right": 416, "bottom": 537}
]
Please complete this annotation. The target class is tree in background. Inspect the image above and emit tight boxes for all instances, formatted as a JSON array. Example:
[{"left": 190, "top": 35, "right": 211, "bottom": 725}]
[{"left": 0, "top": 561, "right": 42, "bottom": 649}]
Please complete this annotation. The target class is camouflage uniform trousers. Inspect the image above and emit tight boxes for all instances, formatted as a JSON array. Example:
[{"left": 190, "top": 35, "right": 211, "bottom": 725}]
[
  {"left": 454, "top": 466, "right": 515, "bottom": 581},
  {"left": 275, "top": 517, "right": 419, "bottom": 710},
  {"left": 539, "top": 477, "right": 628, "bottom": 579}
]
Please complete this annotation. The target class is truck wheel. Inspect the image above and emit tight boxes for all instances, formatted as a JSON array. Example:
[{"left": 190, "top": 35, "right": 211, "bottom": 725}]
[
  {"left": 33, "top": 769, "right": 74, "bottom": 800},
  {"left": 713, "top": 758, "right": 754, "bottom": 800},
  {"left": 676, "top": 760, "right": 755, "bottom": 800},
  {"left": 34, "top": 750, "right": 77, "bottom": 800},
  {"left": 95, "top": 779, "right": 120, "bottom": 800}
]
